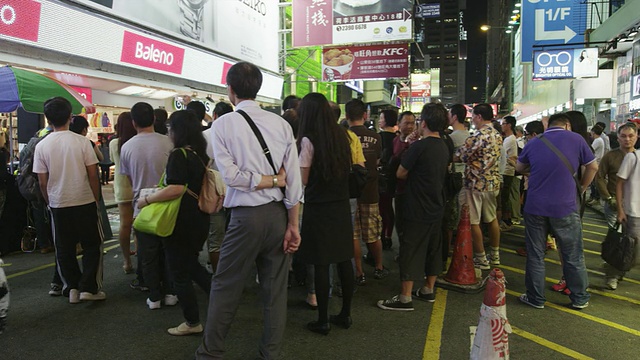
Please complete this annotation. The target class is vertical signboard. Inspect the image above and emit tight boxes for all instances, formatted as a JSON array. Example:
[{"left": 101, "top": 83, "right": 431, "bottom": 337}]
[{"left": 521, "top": 0, "right": 587, "bottom": 62}]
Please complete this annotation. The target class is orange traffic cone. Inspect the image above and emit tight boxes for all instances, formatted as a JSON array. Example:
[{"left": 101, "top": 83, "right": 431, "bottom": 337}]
[
  {"left": 436, "top": 204, "right": 485, "bottom": 293},
  {"left": 470, "top": 269, "right": 511, "bottom": 360}
]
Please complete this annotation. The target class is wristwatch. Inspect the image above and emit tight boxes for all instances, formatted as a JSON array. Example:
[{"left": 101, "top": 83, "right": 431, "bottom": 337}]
[{"left": 178, "top": 0, "right": 208, "bottom": 41}]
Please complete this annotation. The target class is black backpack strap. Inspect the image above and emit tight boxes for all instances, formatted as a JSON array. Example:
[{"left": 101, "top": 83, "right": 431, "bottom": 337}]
[
  {"left": 237, "top": 109, "right": 278, "bottom": 175},
  {"left": 537, "top": 133, "right": 583, "bottom": 195}
]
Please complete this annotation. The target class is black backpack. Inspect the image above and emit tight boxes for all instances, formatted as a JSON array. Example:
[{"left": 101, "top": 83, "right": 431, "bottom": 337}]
[{"left": 16, "top": 132, "right": 50, "bottom": 202}]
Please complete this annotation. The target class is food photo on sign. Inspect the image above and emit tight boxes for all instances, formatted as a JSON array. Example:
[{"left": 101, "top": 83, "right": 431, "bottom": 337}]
[{"left": 321, "top": 44, "right": 409, "bottom": 81}]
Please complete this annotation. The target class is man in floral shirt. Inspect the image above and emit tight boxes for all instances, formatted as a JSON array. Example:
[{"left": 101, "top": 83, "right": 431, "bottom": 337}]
[{"left": 455, "top": 103, "right": 503, "bottom": 270}]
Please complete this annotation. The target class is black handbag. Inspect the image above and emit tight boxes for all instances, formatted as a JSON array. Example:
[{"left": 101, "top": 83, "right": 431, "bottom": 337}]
[
  {"left": 349, "top": 164, "right": 369, "bottom": 199},
  {"left": 601, "top": 222, "right": 636, "bottom": 272},
  {"left": 445, "top": 170, "right": 463, "bottom": 198}
]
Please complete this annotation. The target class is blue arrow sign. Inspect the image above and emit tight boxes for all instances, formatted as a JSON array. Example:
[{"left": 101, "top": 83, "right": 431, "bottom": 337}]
[{"left": 521, "top": 0, "right": 587, "bottom": 62}]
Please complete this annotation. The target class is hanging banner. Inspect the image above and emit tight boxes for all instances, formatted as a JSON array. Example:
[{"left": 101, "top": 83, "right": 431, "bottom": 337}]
[
  {"left": 532, "top": 47, "right": 598, "bottom": 80},
  {"left": 293, "top": 0, "right": 413, "bottom": 47},
  {"left": 321, "top": 43, "right": 409, "bottom": 82}
]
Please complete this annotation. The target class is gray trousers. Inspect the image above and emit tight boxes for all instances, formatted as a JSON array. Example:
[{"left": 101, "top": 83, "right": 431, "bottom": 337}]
[{"left": 196, "top": 202, "right": 289, "bottom": 360}]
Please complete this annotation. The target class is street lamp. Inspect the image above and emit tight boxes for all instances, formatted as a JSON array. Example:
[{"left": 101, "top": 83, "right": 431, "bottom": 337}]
[{"left": 481, "top": 24, "right": 515, "bottom": 113}]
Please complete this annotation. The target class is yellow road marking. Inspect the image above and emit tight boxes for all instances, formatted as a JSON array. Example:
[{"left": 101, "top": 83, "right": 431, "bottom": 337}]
[
  {"left": 506, "top": 232, "right": 601, "bottom": 253},
  {"left": 500, "top": 247, "right": 640, "bottom": 286},
  {"left": 423, "top": 288, "right": 448, "bottom": 360},
  {"left": 506, "top": 289, "right": 640, "bottom": 337},
  {"left": 500, "top": 265, "right": 640, "bottom": 306},
  {"left": 511, "top": 325, "right": 595, "bottom": 359},
  {"left": 582, "top": 221, "right": 609, "bottom": 230},
  {"left": 583, "top": 229, "right": 607, "bottom": 237},
  {"left": 6, "top": 242, "right": 122, "bottom": 280}
]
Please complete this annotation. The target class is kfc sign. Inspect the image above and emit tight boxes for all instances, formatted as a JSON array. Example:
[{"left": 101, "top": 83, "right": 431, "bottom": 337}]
[
  {"left": 120, "top": 31, "right": 184, "bottom": 75},
  {"left": 0, "top": 0, "right": 41, "bottom": 42}
]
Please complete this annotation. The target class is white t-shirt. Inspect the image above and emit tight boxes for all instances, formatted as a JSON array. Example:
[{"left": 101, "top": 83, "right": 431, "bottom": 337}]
[
  {"left": 502, "top": 134, "right": 517, "bottom": 176},
  {"left": 592, "top": 137, "right": 605, "bottom": 163},
  {"left": 617, "top": 150, "right": 640, "bottom": 217},
  {"left": 33, "top": 131, "right": 98, "bottom": 208}
]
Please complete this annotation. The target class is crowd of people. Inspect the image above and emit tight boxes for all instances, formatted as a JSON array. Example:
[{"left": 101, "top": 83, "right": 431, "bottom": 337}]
[{"left": 7, "top": 60, "right": 639, "bottom": 358}]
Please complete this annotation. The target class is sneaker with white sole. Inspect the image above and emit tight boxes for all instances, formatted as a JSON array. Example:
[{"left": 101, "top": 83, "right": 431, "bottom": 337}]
[
  {"left": 377, "top": 295, "right": 414, "bottom": 311},
  {"left": 414, "top": 289, "right": 436, "bottom": 303},
  {"left": 69, "top": 289, "right": 80, "bottom": 304},
  {"left": 48, "top": 283, "right": 62, "bottom": 296},
  {"left": 164, "top": 294, "right": 178, "bottom": 306},
  {"left": 488, "top": 253, "right": 500, "bottom": 266},
  {"left": 147, "top": 298, "right": 161, "bottom": 310},
  {"left": 572, "top": 301, "right": 589, "bottom": 310},
  {"left": 605, "top": 277, "right": 618, "bottom": 290},
  {"left": 519, "top": 293, "right": 544, "bottom": 309},
  {"left": 80, "top": 291, "right": 106, "bottom": 301},
  {"left": 168, "top": 322, "right": 203, "bottom": 336},
  {"left": 474, "top": 256, "right": 490, "bottom": 270}
]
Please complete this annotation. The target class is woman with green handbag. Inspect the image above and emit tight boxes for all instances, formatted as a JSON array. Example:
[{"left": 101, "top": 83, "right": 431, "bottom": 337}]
[{"left": 137, "top": 110, "right": 211, "bottom": 336}]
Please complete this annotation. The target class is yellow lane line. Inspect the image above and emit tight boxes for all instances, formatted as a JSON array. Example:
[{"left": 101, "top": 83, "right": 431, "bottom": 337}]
[
  {"left": 423, "top": 288, "right": 448, "bottom": 360},
  {"left": 506, "top": 232, "right": 601, "bottom": 253},
  {"left": 500, "top": 247, "right": 640, "bottom": 286},
  {"left": 499, "top": 265, "right": 640, "bottom": 306},
  {"left": 583, "top": 229, "right": 607, "bottom": 237},
  {"left": 506, "top": 289, "right": 640, "bottom": 337},
  {"left": 6, "top": 242, "right": 122, "bottom": 280},
  {"left": 582, "top": 221, "right": 609, "bottom": 230},
  {"left": 511, "top": 325, "right": 595, "bottom": 360}
]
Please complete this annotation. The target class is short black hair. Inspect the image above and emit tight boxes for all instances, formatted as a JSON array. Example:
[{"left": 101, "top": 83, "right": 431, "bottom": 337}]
[
  {"left": 227, "top": 61, "right": 262, "bottom": 99},
  {"left": 329, "top": 101, "right": 341, "bottom": 121},
  {"left": 472, "top": 103, "right": 493, "bottom": 121},
  {"left": 420, "top": 103, "right": 448, "bottom": 133},
  {"left": 213, "top": 102, "right": 233, "bottom": 118},
  {"left": 503, "top": 116, "right": 516, "bottom": 132},
  {"left": 186, "top": 101, "right": 206, "bottom": 121},
  {"left": 525, "top": 121, "right": 544, "bottom": 136},
  {"left": 548, "top": 113, "right": 571, "bottom": 127},
  {"left": 153, "top": 108, "right": 168, "bottom": 135},
  {"left": 69, "top": 115, "right": 89, "bottom": 134},
  {"left": 131, "top": 102, "right": 155, "bottom": 128},
  {"left": 591, "top": 123, "right": 604, "bottom": 135},
  {"left": 43, "top": 97, "right": 72, "bottom": 128},
  {"left": 154, "top": 108, "right": 168, "bottom": 123},
  {"left": 449, "top": 104, "right": 467, "bottom": 124},
  {"left": 398, "top": 111, "right": 415, "bottom": 124},
  {"left": 282, "top": 95, "right": 301, "bottom": 111},
  {"left": 380, "top": 109, "right": 398, "bottom": 127},
  {"left": 345, "top": 99, "right": 366, "bottom": 121}
]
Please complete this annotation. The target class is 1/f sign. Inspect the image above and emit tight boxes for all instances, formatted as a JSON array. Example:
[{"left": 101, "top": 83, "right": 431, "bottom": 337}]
[{"left": 544, "top": 7, "right": 570, "bottom": 21}]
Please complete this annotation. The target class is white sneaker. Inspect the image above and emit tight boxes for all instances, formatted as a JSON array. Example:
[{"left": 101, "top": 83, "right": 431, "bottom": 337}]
[
  {"left": 488, "top": 253, "right": 500, "bottom": 266},
  {"left": 164, "top": 294, "right": 179, "bottom": 306},
  {"left": 80, "top": 291, "right": 106, "bottom": 301},
  {"left": 473, "top": 256, "right": 490, "bottom": 270},
  {"left": 69, "top": 289, "right": 80, "bottom": 304},
  {"left": 606, "top": 277, "right": 618, "bottom": 290},
  {"left": 147, "top": 298, "right": 161, "bottom": 310}
]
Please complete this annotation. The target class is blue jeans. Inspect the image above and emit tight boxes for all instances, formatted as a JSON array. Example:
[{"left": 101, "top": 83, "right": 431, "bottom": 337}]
[
  {"left": 603, "top": 201, "right": 617, "bottom": 229},
  {"left": 524, "top": 211, "right": 590, "bottom": 306}
]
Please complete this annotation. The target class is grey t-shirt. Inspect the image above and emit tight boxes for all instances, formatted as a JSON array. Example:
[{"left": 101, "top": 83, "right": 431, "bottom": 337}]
[
  {"left": 119, "top": 132, "right": 173, "bottom": 215},
  {"left": 450, "top": 129, "right": 469, "bottom": 173}
]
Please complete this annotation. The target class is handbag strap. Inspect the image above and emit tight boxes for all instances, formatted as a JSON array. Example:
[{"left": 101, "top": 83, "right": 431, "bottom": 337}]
[
  {"left": 237, "top": 109, "right": 278, "bottom": 175},
  {"left": 537, "top": 134, "right": 583, "bottom": 195}
]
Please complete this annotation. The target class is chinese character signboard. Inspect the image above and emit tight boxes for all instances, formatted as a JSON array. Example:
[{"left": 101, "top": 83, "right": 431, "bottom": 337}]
[
  {"left": 532, "top": 48, "right": 598, "bottom": 80},
  {"left": 321, "top": 43, "right": 409, "bottom": 81},
  {"left": 293, "top": 0, "right": 413, "bottom": 47},
  {"left": 415, "top": 3, "right": 440, "bottom": 19}
]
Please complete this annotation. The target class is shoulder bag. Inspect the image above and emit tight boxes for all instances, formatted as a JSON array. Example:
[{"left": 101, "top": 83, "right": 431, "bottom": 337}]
[{"left": 537, "top": 134, "right": 584, "bottom": 211}]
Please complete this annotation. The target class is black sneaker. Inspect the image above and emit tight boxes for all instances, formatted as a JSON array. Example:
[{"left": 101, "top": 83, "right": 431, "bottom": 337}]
[
  {"left": 377, "top": 295, "right": 414, "bottom": 311},
  {"left": 356, "top": 274, "right": 366, "bottom": 286},
  {"left": 414, "top": 289, "right": 436, "bottom": 303},
  {"left": 48, "top": 283, "right": 62, "bottom": 296},
  {"left": 130, "top": 278, "right": 150, "bottom": 292},
  {"left": 373, "top": 267, "right": 390, "bottom": 280}
]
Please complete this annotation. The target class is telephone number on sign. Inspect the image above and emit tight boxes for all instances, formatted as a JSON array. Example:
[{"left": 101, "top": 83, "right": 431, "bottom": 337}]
[{"left": 336, "top": 24, "right": 367, "bottom": 31}]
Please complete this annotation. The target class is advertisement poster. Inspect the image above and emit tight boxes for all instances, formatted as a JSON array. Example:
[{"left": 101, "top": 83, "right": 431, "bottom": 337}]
[
  {"left": 69, "top": 0, "right": 280, "bottom": 73},
  {"left": 293, "top": 0, "right": 413, "bottom": 47},
  {"left": 321, "top": 43, "right": 409, "bottom": 82},
  {"left": 533, "top": 48, "right": 598, "bottom": 80}
]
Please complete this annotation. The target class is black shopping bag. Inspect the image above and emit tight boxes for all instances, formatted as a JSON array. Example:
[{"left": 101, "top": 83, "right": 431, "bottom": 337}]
[{"left": 601, "top": 223, "right": 636, "bottom": 272}]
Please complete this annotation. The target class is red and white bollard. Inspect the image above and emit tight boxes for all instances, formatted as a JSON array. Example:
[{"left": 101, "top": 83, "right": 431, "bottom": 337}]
[{"left": 470, "top": 269, "right": 511, "bottom": 360}]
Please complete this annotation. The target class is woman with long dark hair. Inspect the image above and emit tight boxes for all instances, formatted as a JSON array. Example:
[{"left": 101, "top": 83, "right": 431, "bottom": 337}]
[
  {"left": 296, "top": 93, "right": 355, "bottom": 335},
  {"left": 110, "top": 112, "right": 136, "bottom": 273},
  {"left": 137, "top": 110, "right": 211, "bottom": 335}
]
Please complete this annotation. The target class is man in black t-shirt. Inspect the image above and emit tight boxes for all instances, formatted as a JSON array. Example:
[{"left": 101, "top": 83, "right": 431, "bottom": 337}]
[
  {"left": 377, "top": 103, "right": 450, "bottom": 311},
  {"left": 346, "top": 99, "right": 388, "bottom": 285}
]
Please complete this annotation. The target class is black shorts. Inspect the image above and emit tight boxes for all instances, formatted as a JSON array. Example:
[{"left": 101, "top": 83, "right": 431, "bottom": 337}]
[{"left": 398, "top": 219, "right": 443, "bottom": 282}]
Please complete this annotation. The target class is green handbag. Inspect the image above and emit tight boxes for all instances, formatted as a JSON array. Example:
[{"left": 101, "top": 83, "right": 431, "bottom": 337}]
[{"left": 133, "top": 172, "right": 187, "bottom": 237}]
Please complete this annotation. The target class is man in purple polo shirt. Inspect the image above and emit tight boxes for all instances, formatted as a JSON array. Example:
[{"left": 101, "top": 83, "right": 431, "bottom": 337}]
[{"left": 516, "top": 113, "right": 598, "bottom": 310}]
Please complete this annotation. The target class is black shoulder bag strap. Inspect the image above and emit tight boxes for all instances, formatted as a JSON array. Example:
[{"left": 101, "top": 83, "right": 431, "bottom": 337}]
[
  {"left": 237, "top": 110, "right": 285, "bottom": 194},
  {"left": 537, "top": 133, "right": 583, "bottom": 202}
]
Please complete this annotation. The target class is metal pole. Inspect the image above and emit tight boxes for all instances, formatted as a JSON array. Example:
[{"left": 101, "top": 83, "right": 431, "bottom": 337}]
[
  {"left": 508, "top": 31, "right": 514, "bottom": 114},
  {"left": 8, "top": 113, "right": 13, "bottom": 174}
]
